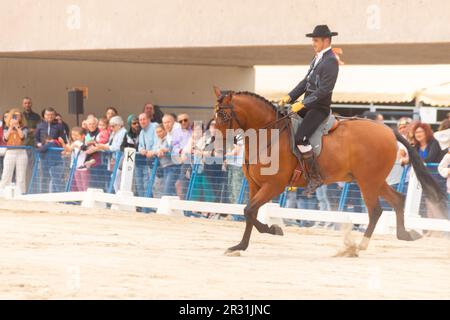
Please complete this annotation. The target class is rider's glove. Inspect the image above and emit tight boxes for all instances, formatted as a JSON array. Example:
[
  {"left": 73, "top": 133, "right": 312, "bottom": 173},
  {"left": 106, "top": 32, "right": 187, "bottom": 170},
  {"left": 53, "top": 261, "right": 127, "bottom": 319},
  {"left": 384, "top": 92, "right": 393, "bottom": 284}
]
[
  {"left": 291, "top": 101, "right": 305, "bottom": 113},
  {"left": 277, "top": 95, "right": 291, "bottom": 107}
]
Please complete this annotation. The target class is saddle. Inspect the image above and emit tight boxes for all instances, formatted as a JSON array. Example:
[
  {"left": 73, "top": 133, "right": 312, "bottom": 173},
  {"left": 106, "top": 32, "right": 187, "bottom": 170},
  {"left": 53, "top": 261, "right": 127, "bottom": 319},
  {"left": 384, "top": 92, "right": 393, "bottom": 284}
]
[{"left": 289, "top": 110, "right": 339, "bottom": 186}]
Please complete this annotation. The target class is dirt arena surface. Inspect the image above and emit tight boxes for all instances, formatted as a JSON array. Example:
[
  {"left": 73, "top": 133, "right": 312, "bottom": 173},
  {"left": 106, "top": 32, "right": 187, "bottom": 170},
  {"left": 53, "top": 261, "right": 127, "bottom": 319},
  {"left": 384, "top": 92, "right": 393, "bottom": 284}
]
[{"left": 0, "top": 199, "right": 448, "bottom": 300}]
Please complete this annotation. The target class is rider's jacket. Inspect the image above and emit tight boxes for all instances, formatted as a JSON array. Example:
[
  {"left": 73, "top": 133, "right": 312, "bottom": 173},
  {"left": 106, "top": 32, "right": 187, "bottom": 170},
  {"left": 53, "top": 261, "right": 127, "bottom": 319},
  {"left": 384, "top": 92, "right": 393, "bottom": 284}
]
[{"left": 288, "top": 48, "right": 339, "bottom": 113}]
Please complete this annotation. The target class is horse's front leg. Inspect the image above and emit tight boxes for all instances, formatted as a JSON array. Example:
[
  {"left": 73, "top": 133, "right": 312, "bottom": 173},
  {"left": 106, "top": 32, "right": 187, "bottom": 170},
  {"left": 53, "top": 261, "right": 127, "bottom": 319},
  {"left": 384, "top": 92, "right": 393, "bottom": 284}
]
[{"left": 226, "top": 182, "right": 285, "bottom": 254}]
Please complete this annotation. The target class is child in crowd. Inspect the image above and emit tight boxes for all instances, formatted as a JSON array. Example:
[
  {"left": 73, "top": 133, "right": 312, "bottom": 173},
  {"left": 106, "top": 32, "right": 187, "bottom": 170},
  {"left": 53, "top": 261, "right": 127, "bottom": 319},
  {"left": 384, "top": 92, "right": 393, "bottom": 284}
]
[
  {"left": 59, "top": 127, "right": 95, "bottom": 192},
  {"left": 96, "top": 117, "right": 110, "bottom": 144}
]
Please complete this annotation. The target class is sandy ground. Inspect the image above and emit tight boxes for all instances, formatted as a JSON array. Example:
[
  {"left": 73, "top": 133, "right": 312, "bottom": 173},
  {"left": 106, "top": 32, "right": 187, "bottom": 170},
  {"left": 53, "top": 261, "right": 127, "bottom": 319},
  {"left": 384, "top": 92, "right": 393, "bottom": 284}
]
[{"left": 0, "top": 199, "right": 448, "bottom": 300}]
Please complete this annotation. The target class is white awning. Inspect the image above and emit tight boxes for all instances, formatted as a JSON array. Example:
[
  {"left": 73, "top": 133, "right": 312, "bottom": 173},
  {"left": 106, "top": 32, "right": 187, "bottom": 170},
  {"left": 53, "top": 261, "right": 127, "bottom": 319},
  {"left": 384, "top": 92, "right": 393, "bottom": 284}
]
[
  {"left": 417, "top": 82, "right": 450, "bottom": 107},
  {"left": 255, "top": 65, "right": 450, "bottom": 106}
]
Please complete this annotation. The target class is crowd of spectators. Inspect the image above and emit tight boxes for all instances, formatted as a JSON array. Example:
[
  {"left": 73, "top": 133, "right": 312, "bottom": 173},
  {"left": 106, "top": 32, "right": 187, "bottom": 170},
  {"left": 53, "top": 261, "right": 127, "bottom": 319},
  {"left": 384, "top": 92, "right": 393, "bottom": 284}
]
[{"left": 0, "top": 98, "right": 244, "bottom": 209}]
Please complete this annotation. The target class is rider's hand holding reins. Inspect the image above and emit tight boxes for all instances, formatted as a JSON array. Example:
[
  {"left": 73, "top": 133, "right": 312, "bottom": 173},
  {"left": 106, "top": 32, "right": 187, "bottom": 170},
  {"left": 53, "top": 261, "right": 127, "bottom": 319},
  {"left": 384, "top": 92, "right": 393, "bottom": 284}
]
[
  {"left": 277, "top": 95, "right": 291, "bottom": 107},
  {"left": 291, "top": 101, "right": 305, "bottom": 113}
]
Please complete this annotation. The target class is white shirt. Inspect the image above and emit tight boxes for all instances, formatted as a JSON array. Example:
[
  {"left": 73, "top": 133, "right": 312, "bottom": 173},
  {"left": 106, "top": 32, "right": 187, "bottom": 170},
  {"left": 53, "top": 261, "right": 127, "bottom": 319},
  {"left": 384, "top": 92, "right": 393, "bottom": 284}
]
[{"left": 313, "top": 46, "right": 332, "bottom": 68}]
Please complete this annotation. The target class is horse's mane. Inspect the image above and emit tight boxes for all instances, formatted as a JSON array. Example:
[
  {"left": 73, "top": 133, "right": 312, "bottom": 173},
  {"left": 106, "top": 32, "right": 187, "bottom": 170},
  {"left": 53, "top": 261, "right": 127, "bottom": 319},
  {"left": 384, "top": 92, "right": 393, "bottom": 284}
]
[{"left": 235, "top": 91, "right": 280, "bottom": 114}]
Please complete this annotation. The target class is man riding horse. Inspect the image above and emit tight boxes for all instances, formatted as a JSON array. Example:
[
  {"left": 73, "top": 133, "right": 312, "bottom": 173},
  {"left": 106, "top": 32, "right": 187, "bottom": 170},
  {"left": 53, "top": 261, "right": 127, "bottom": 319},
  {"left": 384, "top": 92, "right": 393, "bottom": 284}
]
[{"left": 278, "top": 25, "right": 339, "bottom": 196}]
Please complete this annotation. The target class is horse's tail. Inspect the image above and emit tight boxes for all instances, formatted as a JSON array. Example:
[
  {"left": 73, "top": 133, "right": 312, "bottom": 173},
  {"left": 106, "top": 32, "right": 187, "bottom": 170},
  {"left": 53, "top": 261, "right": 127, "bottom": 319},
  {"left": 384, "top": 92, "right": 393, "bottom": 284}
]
[{"left": 394, "top": 130, "right": 447, "bottom": 215}]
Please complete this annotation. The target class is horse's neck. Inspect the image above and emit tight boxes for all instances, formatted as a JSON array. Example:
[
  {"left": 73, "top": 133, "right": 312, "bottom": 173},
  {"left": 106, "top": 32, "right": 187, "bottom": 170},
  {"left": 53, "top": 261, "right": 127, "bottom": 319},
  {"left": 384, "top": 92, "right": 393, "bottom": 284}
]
[{"left": 237, "top": 101, "right": 277, "bottom": 130}]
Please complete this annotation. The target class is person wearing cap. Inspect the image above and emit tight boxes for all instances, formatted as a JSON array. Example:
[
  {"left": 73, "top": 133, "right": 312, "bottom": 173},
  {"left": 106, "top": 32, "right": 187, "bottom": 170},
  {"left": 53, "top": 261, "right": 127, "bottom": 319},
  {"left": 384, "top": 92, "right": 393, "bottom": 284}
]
[
  {"left": 277, "top": 25, "right": 340, "bottom": 195},
  {"left": 396, "top": 117, "right": 412, "bottom": 165}
]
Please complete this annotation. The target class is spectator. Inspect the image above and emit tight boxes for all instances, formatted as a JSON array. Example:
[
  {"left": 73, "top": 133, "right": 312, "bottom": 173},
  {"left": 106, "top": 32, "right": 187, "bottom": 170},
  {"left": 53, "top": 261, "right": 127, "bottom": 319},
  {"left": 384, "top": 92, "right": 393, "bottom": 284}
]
[
  {"left": 0, "top": 109, "right": 28, "bottom": 194},
  {"left": 202, "top": 118, "right": 226, "bottom": 202},
  {"left": 59, "top": 127, "right": 94, "bottom": 192},
  {"left": 35, "top": 107, "right": 67, "bottom": 193},
  {"left": 0, "top": 111, "right": 9, "bottom": 174},
  {"left": 81, "top": 120, "right": 88, "bottom": 131},
  {"left": 173, "top": 113, "right": 193, "bottom": 198},
  {"left": 152, "top": 124, "right": 177, "bottom": 197},
  {"left": 84, "top": 116, "right": 108, "bottom": 191},
  {"left": 85, "top": 116, "right": 99, "bottom": 144},
  {"left": 285, "top": 187, "right": 317, "bottom": 227},
  {"left": 362, "top": 111, "right": 384, "bottom": 124},
  {"left": 225, "top": 133, "right": 244, "bottom": 204},
  {"left": 143, "top": 103, "right": 164, "bottom": 124},
  {"left": 88, "top": 116, "right": 127, "bottom": 192},
  {"left": 411, "top": 122, "right": 447, "bottom": 221},
  {"left": 21, "top": 97, "right": 41, "bottom": 146},
  {"left": 55, "top": 113, "right": 70, "bottom": 142},
  {"left": 411, "top": 122, "right": 445, "bottom": 163},
  {"left": 105, "top": 107, "right": 119, "bottom": 121},
  {"left": 135, "top": 113, "right": 157, "bottom": 198},
  {"left": 121, "top": 114, "right": 141, "bottom": 151},
  {"left": 396, "top": 117, "right": 412, "bottom": 165},
  {"left": 161, "top": 114, "right": 182, "bottom": 196},
  {"left": 162, "top": 114, "right": 177, "bottom": 144},
  {"left": 21, "top": 97, "right": 41, "bottom": 192},
  {"left": 97, "top": 118, "right": 110, "bottom": 144},
  {"left": 181, "top": 122, "right": 215, "bottom": 203},
  {"left": 438, "top": 118, "right": 450, "bottom": 132}
]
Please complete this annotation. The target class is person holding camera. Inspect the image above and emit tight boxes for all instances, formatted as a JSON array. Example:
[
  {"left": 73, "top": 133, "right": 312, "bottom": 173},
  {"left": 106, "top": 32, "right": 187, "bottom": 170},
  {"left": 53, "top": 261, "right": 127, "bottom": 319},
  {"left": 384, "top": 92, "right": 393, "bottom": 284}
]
[{"left": 0, "top": 109, "right": 28, "bottom": 194}]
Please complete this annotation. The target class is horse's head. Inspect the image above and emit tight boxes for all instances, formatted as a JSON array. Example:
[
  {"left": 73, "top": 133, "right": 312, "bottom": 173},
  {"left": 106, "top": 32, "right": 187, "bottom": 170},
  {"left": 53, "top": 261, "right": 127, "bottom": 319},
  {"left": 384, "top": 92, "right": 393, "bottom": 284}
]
[{"left": 213, "top": 86, "right": 244, "bottom": 135}]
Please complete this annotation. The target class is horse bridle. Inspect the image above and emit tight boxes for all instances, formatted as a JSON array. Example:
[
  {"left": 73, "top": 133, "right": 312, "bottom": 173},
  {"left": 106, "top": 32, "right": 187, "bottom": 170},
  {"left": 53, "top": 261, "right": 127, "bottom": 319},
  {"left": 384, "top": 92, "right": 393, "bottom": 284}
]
[{"left": 214, "top": 93, "right": 245, "bottom": 130}]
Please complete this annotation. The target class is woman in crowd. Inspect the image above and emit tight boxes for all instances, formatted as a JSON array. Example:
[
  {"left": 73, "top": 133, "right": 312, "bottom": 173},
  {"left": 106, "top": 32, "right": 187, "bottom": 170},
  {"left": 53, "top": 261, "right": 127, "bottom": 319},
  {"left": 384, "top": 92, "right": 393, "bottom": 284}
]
[
  {"left": 202, "top": 118, "right": 226, "bottom": 203},
  {"left": 0, "top": 109, "right": 28, "bottom": 194},
  {"left": 411, "top": 122, "right": 445, "bottom": 163},
  {"left": 87, "top": 116, "right": 127, "bottom": 192},
  {"left": 105, "top": 107, "right": 119, "bottom": 122},
  {"left": 411, "top": 122, "right": 447, "bottom": 220}
]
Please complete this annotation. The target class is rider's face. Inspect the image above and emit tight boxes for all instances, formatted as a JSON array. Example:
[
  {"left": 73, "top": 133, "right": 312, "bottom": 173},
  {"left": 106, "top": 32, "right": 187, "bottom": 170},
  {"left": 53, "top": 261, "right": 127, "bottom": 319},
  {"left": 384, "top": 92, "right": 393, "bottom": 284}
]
[{"left": 312, "top": 37, "right": 329, "bottom": 53}]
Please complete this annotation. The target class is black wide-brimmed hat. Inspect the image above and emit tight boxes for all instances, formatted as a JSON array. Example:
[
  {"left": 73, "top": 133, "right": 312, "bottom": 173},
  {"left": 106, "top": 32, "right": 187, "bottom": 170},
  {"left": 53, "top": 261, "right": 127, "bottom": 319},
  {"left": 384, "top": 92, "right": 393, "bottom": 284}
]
[{"left": 306, "top": 25, "right": 338, "bottom": 38}]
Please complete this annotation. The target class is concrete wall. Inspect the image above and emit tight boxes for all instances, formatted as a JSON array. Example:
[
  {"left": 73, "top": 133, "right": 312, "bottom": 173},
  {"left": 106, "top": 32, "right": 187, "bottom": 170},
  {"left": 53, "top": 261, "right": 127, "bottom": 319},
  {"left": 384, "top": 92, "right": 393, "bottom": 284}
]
[
  {"left": 1, "top": 0, "right": 449, "bottom": 51},
  {"left": 0, "top": 58, "right": 254, "bottom": 126}
]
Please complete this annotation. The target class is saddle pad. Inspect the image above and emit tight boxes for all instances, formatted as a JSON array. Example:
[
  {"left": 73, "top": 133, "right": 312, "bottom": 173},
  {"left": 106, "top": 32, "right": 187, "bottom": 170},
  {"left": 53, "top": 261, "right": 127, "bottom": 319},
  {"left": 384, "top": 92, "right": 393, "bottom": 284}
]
[{"left": 290, "top": 111, "right": 336, "bottom": 159}]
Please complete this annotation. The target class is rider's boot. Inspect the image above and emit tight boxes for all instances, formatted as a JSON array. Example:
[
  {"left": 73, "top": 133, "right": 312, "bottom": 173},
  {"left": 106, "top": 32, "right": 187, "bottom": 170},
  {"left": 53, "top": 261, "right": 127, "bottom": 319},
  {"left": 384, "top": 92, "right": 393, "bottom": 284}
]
[{"left": 297, "top": 144, "right": 323, "bottom": 196}]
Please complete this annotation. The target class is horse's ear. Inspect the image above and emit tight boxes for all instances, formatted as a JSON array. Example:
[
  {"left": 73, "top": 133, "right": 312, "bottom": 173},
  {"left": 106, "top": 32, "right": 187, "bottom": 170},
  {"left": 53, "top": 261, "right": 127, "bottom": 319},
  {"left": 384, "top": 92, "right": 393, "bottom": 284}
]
[
  {"left": 222, "top": 91, "right": 233, "bottom": 104},
  {"left": 213, "top": 86, "right": 221, "bottom": 98}
]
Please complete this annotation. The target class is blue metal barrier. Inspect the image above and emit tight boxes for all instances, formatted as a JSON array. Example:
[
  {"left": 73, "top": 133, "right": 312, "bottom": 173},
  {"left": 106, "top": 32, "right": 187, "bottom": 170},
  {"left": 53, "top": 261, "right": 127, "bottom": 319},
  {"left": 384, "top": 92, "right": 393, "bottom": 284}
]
[{"left": 1, "top": 145, "right": 448, "bottom": 220}]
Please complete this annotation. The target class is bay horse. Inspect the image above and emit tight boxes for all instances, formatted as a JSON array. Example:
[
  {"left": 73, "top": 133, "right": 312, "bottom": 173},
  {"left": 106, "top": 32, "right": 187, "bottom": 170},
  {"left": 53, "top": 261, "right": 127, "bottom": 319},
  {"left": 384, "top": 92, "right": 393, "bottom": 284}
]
[{"left": 212, "top": 87, "right": 447, "bottom": 254}]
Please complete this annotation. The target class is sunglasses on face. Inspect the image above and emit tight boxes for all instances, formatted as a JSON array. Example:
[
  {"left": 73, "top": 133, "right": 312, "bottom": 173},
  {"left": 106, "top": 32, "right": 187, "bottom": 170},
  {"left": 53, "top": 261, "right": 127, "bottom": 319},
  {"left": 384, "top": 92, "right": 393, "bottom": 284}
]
[
  {"left": 179, "top": 119, "right": 189, "bottom": 123},
  {"left": 131, "top": 122, "right": 139, "bottom": 125}
]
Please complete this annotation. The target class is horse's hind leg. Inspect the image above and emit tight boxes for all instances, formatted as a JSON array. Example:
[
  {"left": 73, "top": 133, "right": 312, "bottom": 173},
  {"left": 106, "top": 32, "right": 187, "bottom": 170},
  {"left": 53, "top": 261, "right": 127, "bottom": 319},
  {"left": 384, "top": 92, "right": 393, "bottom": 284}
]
[
  {"left": 357, "top": 182, "right": 384, "bottom": 250},
  {"left": 379, "top": 182, "right": 422, "bottom": 241}
]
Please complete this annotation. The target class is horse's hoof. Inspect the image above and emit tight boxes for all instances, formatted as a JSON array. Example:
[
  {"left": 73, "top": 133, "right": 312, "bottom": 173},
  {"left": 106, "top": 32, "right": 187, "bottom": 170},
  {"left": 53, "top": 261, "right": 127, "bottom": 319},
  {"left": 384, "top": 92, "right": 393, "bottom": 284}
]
[
  {"left": 224, "top": 249, "right": 241, "bottom": 257},
  {"left": 397, "top": 230, "right": 422, "bottom": 241},
  {"left": 270, "top": 224, "right": 284, "bottom": 236},
  {"left": 408, "top": 230, "right": 423, "bottom": 241}
]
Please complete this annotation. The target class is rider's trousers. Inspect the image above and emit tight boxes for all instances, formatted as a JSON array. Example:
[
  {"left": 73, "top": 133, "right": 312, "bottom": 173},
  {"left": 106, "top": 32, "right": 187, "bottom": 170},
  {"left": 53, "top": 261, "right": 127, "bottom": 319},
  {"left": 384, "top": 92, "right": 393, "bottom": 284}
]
[{"left": 295, "top": 107, "right": 330, "bottom": 146}]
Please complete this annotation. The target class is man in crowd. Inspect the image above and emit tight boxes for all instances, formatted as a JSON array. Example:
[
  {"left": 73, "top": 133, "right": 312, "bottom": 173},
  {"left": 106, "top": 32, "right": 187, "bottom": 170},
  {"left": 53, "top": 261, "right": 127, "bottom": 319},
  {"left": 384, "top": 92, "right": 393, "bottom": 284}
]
[
  {"left": 161, "top": 114, "right": 182, "bottom": 196},
  {"left": 143, "top": 102, "right": 164, "bottom": 124},
  {"left": 22, "top": 97, "right": 41, "bottom": 146},
  {"left": 136, "top": 113, "right": 158, "bottom": 198},
  {"left": 172, "top": 113, "right": 192, "bottom": 199},
  {"left": 21, "top": 97, "right": 41, "bottom": 191},
  {"left": 35, "top": 107, "right": 67, "bottom": 193}
]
